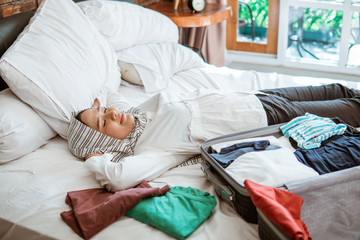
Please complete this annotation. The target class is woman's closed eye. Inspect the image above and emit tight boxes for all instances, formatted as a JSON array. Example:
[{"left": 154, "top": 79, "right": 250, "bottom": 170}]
[
  {"left": 97, "top": 106, "right": 107, "bottom": 130},
  {"left": 103, "top": 107, "right": 107, "bottom": 127}
]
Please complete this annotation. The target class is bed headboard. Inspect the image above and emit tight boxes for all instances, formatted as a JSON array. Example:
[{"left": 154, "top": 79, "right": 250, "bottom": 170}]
[{"left": 0, "top": 11, "right": 35, "bottom": 91}]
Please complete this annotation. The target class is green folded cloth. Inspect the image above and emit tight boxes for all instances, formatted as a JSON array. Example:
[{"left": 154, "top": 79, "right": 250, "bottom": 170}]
[{"left": 126, "top": 186, "right": 217, "bottom": 239}]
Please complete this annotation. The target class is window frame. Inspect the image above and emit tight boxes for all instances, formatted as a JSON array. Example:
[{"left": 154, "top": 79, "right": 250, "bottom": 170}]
[{"left": 226, "top": 0, "right": 280, "bottom": 54}]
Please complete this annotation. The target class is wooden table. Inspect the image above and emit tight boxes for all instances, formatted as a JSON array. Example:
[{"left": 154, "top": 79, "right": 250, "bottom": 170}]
[{"left": 147, "top": 1, "right": 232, "bottom": 59}]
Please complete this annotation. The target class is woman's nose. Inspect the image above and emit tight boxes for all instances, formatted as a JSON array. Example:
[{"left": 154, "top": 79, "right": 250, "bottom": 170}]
[{"left": 105, "top": 108, "right": 117, "bottom": 120}]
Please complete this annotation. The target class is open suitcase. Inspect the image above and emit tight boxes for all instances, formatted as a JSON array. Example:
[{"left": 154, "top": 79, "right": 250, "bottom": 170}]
[{"left": 200, "top": 124, "right": 360, "bottom": 239}]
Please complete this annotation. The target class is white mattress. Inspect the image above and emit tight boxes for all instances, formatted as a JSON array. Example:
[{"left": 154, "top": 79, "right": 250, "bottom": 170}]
[{"left": 1, "top": 66, "right": 359, "bottom": 240}]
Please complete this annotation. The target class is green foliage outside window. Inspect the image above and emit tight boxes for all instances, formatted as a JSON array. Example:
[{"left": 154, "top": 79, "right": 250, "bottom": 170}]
[
  {"left": 238, "top": 0, "right": 269, "bottom": 28},
  {"left": 238, "top": 1, "right": 343, "bottom": 32},
  {"left": 238, "top": 1, "right": 346, "bottom": 42},
  {"left": 299, "top": 8, "right": 343, "bottom": 38}
]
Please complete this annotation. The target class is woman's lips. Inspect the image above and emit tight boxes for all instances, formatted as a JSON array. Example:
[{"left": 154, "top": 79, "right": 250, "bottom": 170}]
[{"left": 120, "top": 113, "right": 124, "bottom": 124}]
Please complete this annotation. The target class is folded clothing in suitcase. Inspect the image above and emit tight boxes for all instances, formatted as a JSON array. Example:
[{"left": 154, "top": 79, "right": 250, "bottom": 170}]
[
  {"left": 200, "top": 121, "right": 360, "bottom": 237},
  {"left": 211, "top": 136, "right": 318, "bottom": 188},
  {"left": 201, "top": 124, "right": 290, "bottom": 223}
]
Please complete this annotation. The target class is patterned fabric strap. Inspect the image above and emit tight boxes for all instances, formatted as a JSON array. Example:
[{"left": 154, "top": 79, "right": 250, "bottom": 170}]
[{"left": 176, "top": 154, "right": 203, "bottom": 168}]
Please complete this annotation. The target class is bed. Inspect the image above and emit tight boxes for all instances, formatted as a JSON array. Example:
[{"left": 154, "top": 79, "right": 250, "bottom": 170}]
[{"left": 0, "top": 0, "right": 359, "bottom": 239}]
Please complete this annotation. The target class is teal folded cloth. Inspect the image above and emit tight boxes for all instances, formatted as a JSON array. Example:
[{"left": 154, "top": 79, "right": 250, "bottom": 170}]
[{"left": 126, "top": 186, "right": 217, "bottom": 239}]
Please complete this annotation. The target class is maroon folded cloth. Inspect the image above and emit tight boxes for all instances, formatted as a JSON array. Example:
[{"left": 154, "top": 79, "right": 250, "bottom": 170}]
[
  {"left": 244, "top": 179, "right": 311, "bottom": 240},
  {"left": 60, "top": 181, "right": 170, "bottom": 239}
]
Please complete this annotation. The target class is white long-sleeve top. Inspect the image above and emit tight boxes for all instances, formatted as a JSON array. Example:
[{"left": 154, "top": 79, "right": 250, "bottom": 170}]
[{"left": 85, "top": 89, "right": 267, "bottom": 191}]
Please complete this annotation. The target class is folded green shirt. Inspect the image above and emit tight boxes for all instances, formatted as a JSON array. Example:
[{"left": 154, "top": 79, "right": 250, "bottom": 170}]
[{"left": 126, "top": 186, "right": 217, "bottom": 239}]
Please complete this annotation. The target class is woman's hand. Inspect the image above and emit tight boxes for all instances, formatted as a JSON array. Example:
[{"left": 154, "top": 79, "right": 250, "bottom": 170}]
[
  {"left": 92, "top": 98, "right": 100, "bottom": 108},
  {"left": 85, "top": 153, "right": 103, "bottom": 160}
]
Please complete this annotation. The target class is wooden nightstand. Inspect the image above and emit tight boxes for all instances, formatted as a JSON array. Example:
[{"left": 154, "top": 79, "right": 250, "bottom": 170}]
[{"left": 147, "top": 1, "right": 232, "bottom": 60}]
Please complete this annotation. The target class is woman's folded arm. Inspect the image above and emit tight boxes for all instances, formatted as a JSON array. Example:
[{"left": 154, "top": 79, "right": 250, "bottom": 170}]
[{"left": 85, "top": 152, "right": 189, "bottom": 191}]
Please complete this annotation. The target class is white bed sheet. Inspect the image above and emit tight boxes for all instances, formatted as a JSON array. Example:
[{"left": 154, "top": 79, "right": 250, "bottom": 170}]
[
  {"left": 1, "top": 66, "right": 359, "bottom": 240},
  {"left": 119, "top": 65, "right": 360, "bottom": 107},
  {"left": 0, "top": 136, "right": 259, "bottom": 240}
]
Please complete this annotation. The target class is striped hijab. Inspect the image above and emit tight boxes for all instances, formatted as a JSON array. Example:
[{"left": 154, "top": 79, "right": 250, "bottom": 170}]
[{"left": 67, "top": 107, "right": 148, "bottom": 163}]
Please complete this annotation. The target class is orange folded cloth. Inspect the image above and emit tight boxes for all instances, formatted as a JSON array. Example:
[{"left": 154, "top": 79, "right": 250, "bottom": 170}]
[
  {"left": 60, "top": 181, "right": 170, "bottom": 239},
  {"left": 244, "top": 179, "right": 311, "bottom": 240}
]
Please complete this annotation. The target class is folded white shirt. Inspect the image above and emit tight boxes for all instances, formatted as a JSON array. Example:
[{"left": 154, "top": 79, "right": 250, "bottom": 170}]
[{"left": 226, "top": 146, "right": 319, "bottom": 187}]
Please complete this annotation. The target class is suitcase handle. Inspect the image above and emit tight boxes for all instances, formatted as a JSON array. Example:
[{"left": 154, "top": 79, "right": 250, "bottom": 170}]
[{"left": 201, "top": 162, "right": 235, "bottom": 204}]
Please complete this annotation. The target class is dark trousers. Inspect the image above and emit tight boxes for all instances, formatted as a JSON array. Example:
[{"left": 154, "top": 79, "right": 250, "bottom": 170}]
[{"left": 256, "top": 83, "right": 360, "bottom": 127}]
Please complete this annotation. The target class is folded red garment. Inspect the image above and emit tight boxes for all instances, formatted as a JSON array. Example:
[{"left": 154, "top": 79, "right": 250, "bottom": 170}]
[
  {"left": 244, "top": 179, "right": 311, "bottom": 240},
  {"left": 60, "top": 181, "right": 170, "bottom": 239}
]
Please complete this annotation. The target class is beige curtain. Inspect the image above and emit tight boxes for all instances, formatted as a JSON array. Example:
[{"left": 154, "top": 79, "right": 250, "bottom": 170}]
[{"left": 183, "top": 0, "right": 227, "bottom": 66}]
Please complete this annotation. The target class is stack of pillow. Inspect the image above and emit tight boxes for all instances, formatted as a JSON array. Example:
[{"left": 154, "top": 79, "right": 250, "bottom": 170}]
[{"left": 0, "top": 0, "right": 205, "bottom": 163}]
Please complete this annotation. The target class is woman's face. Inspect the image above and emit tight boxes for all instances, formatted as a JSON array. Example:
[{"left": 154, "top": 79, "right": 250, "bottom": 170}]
[{"left": 79, "top": 106, "right": 135, "bottom": 140}]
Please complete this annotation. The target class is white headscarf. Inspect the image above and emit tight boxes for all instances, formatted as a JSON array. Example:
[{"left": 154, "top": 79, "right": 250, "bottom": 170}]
[{"left": 67, "top": 107, "right": 148, "bottom": 162}]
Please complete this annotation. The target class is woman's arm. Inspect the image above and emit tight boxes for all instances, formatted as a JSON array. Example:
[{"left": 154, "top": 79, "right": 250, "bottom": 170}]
[{"left": 84, "top": 152, "right": 190, "bottom": 191}]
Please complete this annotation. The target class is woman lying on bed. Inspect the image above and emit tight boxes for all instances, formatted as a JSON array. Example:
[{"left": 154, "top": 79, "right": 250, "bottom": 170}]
[{"left": 68, "top": 83, "right": 360, "bottom": 191}]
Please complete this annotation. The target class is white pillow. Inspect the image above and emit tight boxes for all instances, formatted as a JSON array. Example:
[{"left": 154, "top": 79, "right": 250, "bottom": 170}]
[
  {"left": 77, "top": 0, "right": 179, "bottom": 51},
  {"left": 117, "top": 43, "right": 207, "bottom": 93},
  {"left": 0, "top": 89, "right": 56, "bottom": 163},
  {"left": 0, "top": 0, "right": 121, "bottom": 138},
  {"left": 118, "top": 61, "right": 143, "bottom": 86}
]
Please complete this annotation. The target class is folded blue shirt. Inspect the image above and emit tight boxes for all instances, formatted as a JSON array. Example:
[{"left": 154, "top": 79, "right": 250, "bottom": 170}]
[{"left": 210, "top": 140, "right": 279, "bottom": 168}]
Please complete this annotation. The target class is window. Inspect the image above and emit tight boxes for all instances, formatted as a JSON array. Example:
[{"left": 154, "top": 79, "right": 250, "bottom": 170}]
[
  {"left": 278, "top": 0, "right": 360, "bottom": 75},
  {"left": 227, "top": 0, "right": 360, "bottom": 78},
  {"left": 226, "top": 0, "right": 280, "bottom": 54}
]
